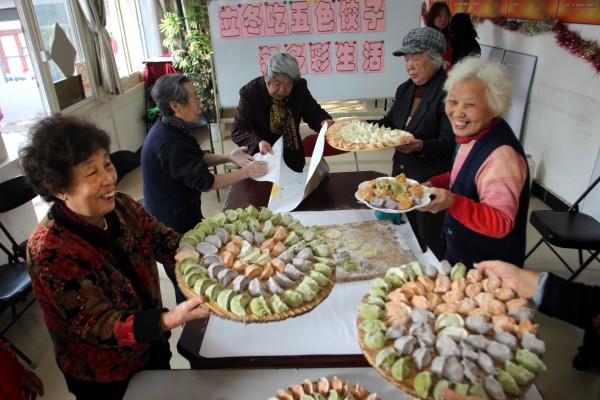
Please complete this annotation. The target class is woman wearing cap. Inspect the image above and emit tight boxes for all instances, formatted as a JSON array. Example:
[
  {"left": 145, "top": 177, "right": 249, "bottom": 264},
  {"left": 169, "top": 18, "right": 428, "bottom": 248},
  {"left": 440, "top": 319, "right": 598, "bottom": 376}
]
[
  {"left": 232, "top": 52, "right": 333, "bottom": 173},
  {"left": 371, "top": 27, "right": 454, "bottom": 259},
  {"left": 419, "top": 57, "right": 529, "bottom": 270}
]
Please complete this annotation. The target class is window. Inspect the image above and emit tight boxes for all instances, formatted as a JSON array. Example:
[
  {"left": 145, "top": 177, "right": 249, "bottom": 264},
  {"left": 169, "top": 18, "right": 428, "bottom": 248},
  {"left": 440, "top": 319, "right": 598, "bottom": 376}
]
[{"left": 105, "top": 0, "right": 164, "bottom": 80}]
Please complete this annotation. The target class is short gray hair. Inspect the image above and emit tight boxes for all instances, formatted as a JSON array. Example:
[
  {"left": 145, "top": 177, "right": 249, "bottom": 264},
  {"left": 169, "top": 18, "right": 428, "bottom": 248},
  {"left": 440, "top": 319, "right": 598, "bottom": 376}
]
[
  {"left": 264, "top": 52, "right": 301, "bottom": 83},
  {"left": 444, "top": 56, "right": 513, "bottom": 116},
  {"left": 423, "top": 49, "right": 444, "bottom": 70},
  {"left": 151, "top": 73, "right": 191, "bottom": 117}
]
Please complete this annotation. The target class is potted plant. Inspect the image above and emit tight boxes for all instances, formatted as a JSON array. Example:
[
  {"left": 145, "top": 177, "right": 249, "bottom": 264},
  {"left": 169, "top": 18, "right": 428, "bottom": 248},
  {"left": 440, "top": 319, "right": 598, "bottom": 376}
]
[{"left": 160, "top": 0, "right": 215, "bottom": 120}]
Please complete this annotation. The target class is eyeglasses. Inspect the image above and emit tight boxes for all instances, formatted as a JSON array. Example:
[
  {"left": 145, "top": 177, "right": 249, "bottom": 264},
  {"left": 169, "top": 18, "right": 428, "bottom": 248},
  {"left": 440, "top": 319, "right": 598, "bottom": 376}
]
[{"left": 188, "top": 98, "right": 201, "bottom": 103}]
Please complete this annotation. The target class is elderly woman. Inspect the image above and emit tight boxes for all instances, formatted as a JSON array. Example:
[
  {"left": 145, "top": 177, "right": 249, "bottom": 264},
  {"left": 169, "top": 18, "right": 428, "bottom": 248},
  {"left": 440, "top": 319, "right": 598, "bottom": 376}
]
[
  {"left": 20, "top": 115, "right": 210, "bottom": 400},
  {"left": 371, "top": 27, "right": 455, "bottom": 259},
  {"left": 231, "top": 52, "right": 333, "bottom": 172},
  {"left": 420, "top": 57, "right": 530, "bottom": 269},
  {"left": 142, "top": 74, "right": 268, "bottom": 303}
]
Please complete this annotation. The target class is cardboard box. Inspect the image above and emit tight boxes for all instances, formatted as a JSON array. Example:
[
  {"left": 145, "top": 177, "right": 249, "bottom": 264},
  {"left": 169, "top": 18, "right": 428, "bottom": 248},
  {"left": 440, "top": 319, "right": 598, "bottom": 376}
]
[{"left": 54, "top": 74, "right": 85, "bottom": 110}]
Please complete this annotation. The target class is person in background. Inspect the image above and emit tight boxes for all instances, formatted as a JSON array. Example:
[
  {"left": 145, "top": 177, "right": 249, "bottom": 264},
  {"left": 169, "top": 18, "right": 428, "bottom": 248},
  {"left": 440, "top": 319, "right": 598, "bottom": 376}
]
[
  {"left": 371, "top": 27, "right": 455, "bottom": 259},
  {"left": 441, "top": 259, "right": 600, "bottom": 400},
  {"left": 419, "top": 57, "right": 529, "bottom": 269},
  {"left": 426, "top": 1, "right": 452, "bottom": 70},
  {"left": 231, "top": 52, "right": 333, "bottom": 173},
  {"left": 0, "top": 339, "right": 44, "bottom": 400},
  {"left": 142, "top": 73, "right": 268, "bottom": 302},
  {"left": 20, "top": 115, "right": 211, "bottom": 400},
  {"left": 449, "top": 13, "right": 481, "bottom": 65}
]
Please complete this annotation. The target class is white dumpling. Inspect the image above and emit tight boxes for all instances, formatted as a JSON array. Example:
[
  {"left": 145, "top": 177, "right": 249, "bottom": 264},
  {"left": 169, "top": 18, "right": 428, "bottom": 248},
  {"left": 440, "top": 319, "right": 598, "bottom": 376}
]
[
  {"left": 493, "top": 327, "right": 518, "bottom": 351},
  {"left": 436, "top": 335, "right": 459, "bottom": 357},
  {"left": 393, "top": 335, "right": 416, "bottom": 356},
  {"left": 266, "top": 277, "right": 284, "bottom": 295},
  {"left": 413, "top": 347, "right": 433, "bottom": 369},
  {"left": 283, "top": 263, "right": 303, "bottom": 281},
  {"left": 465, "top": 315, "right": 493, "bottom": 335},
  {"left": 431, "top": 356, "right": 446, "bottom": 377},
  {"left": 463, "top": 334, "right": 490, "bottom": 352},
  {"left": 476, "top": 351, "right": 496, "bottom": 374},
  {"left": 487, "top": 341, "right": 513, "bottom": 364},
  {"left": 442, "top": 356, "right": 464, "bottom": 383},
  {"left": 292, "top": 258, "right": 312, "bottom": 272},
  {"left": 248, "top": 278, "right": 266, "bottom": 297},
  {"left": 462, "top": 358, "right": 482, "bottom": 383},
  {"left": 521, "top": 332, "right": 546, "bottom": 356}
]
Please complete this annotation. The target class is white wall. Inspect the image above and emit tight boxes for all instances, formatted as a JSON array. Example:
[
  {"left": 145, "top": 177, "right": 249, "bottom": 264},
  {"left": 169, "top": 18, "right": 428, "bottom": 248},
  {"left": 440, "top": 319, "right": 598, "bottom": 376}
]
[{"left": 477, "top": 21, "right": 600, "bottom": 205}]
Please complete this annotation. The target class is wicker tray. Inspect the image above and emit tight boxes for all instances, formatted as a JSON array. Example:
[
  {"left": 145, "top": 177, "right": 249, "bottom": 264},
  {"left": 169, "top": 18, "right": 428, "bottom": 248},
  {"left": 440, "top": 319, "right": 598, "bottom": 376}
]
[
  {"left": 176, "top": 268, "right": 335, "bottom": 323},
  {"left": 357, "top": 298, "right": 536, "bottom": 400},
  {"left": 325, "top": 121, "right": 412, "bottom": 152}
]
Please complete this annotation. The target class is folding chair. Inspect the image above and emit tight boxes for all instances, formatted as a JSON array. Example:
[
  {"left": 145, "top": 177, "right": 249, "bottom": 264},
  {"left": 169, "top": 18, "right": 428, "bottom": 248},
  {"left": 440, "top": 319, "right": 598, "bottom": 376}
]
[
  {"left": 0, "top": 175, "right": 38, "bottom": 367},
  {"left": 525, "top": 175, "right": 600, "bottom": 281}
]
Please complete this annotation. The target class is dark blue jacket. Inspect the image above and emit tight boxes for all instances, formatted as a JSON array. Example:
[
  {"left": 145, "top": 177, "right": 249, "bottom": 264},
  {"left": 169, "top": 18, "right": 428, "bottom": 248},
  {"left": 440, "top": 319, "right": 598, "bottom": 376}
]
[
  {"left": 445, "top": 119, "right": 530, "bottom": 268},
  {"left": 141, "top": 120, "right": 214, "bottom": 233},
  {"left": 374, "top": 67, "right": 454, "bottom": 182}
]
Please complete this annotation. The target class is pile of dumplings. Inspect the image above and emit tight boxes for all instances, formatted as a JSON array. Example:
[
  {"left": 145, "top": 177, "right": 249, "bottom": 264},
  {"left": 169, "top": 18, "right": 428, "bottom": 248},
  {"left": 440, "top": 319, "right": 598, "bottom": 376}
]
[
  {"left": 175, "top": 205, "right": 337, "bottom": 320},
  {"left": 358, "top": 261, "right": 546, "bottom": 400},
  {"left": 269, "top": 376, "right": 379, "bottom": 400}
]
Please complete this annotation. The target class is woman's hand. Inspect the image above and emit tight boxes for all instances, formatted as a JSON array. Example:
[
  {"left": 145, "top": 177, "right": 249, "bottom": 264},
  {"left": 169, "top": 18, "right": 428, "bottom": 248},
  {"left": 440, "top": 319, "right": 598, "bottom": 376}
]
[
  {"left": 229, "top": 146, "right": 254, "bottom": 167},
  {"left": 160, "top": 295, "right": 211, "bottom": 332},
  {"left": 258, "top": 140, "right": 274, "bottom": 155},
  {"left": 418, "top": 187, "right": 453, "bottom": 213},
  {"left": 19, "top": 370, "right": 45, "bottom": 400},
  {"left": 475, "top": 260, "right": 541, "bottom": 300},
  {"left": 242, "top": 160, "right": 269, "bottom": 178},
  {"left": 440, "top": 388, "right": 485, "bottom": 400},
  {"left": 394, "top": 139, "right": 423, "bottom": 154}
]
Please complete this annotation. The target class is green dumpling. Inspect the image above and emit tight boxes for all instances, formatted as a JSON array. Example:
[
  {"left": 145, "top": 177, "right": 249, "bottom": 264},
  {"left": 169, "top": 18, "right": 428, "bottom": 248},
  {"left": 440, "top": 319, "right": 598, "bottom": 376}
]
[
  {"left": 258, "top": 207, "right": 272, "bottom": 221},
  {"left": 284, "top": 231, "right": 300, "bottom": 247},
  {"left": 341, "top": 259, "right": 357, "bottom": 272},
  {"left": 413, "top": 371, "right": 432, "bottom": 398},
  {"left": 496, "top": 370, "right": 520, "bottom": 395},
  {"left": 262, "top": 219, "right": 275, "bottom": 237},
  {"left": 371, "top": 277, "right": 390, "bottom": 292},
  {"left": 506, "top": 360, "right": 535, "bottom": 385},
  {"left": 283, "top": 290, "right": 304, "bottom": 307},
  {"left": 432, "top": 380, "right": 451, "bottom": 400},
  {"left": 249, "top": 295, "right": 272, "bottom": 317},
  {"left": 313, "top": 263, "right": 333, "bottom": 277},
  {"left": 176, "top": 257, "right": 200, "bottom": 275},
  {"left": 296, "top": 282, "right": 317, "bottom": 302},
  {"left": 300, "top": 276, "right": 320, "bottom": 292},
  {"left": 450, "top": 262, "right": 467, "bottom": 282},
  {"left": 364, "top": 330, "right": 386, "bottom": 350},
  {"left": 245, "top": 204, "right": 259, "bottom": 218},
  {"left": 309, "top": 271, "right": 329, "bottom": 287},
  {"left": 358, "top": 318, "right": 387, "bottom": 333},
  {"left": 280, "top": 213, "right": 294, "bottom": 226},
  {"left": 516, "top": 348, "right": 547, "bottom": 373},
  {"left": 230, "top": 293, "right": 251, "bottom": 317},
  {"left": 204, "top": 283, "right": 225, "bottom": 301},
  {"left": 224, "top": 209, "right": 238, "bottom": 223},
  {"left": 391, "top": 357, "right": 411, "bottom": 381},
  {"left": 269, "top": 295, "right": 289, "bottom": 314},
  {"left": 246, "top": 217, "right": 260, "bottom": 232},
  {"left": 358, "top": 303, "right": 383, "bottom": 320},
  {"left": 374, "top": 347, "right": 398, "bottom": 367},
  {"left": 216, "top": 289, "right": 236, "bottom": 311},
  {"left": 193, "top": 277, "right": 216, "bottom": 296},
  {"left": 270, "top": 212, "right": 282, "bottom": 224},
  {"left": 210, "top": 212, "right": 227, "bottom": 226}
]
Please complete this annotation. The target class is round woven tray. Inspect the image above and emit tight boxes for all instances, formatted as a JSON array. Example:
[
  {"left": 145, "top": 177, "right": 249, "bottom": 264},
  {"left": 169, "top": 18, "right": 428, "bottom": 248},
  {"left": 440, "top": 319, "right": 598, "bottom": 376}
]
[
  {"left": 356, "top": 298, "right": 534, "bottom": 400},
  {"left": 325, "top": 121, "right": 412, "bottom": 152},
  {"left": 177, "top": 268, "right": 336, "bottom": 323}
]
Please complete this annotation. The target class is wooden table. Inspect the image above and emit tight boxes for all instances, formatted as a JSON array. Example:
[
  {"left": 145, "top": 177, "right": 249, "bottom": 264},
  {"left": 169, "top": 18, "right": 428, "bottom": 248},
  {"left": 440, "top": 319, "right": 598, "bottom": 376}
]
[{"left": 178, "top": 171, "right": 384, "bottom": 369}]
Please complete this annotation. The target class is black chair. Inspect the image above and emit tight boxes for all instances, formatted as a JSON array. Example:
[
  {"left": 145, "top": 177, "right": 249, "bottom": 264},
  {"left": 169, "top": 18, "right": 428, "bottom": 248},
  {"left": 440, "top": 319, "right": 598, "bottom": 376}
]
[
  {"left": 525, "top": 175, "right": 600, "bottom": 282},
  {"left": 110, "top": 150, "right": 141, "bottom": 185},
  {"left": 0, "top": 175, "right": 38, "bottom": 367}
]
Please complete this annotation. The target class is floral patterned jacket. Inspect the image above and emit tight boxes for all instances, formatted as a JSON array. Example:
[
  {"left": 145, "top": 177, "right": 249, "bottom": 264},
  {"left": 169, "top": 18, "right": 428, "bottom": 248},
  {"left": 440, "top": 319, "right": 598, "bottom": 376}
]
[{"left": 26, "top": 192, "right": 181, "bottom": 382}]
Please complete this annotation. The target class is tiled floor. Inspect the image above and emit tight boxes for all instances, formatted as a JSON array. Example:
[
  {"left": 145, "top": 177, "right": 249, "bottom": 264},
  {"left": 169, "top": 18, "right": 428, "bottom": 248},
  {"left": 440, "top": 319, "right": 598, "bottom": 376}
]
[{"left": 3, "top": 124, "right": 600, "bottom": 400}]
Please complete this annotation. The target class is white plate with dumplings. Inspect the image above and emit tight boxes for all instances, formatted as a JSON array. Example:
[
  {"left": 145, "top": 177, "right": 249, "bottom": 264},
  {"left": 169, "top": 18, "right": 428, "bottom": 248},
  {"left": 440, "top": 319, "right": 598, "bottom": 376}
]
[
  {"left": 355, "top": 176, "right": 431, "bottom": 214},
  {"left": 356, "top": 260, "right": 546, "bottom": 400}
]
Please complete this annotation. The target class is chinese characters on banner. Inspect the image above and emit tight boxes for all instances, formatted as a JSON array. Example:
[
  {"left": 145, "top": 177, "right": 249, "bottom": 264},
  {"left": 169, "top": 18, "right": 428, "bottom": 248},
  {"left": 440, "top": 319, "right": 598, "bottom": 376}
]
[
  {"left": 217, "top": 0, "right": 387, "bottom": 75},
  {"left": 430, "top": 0, "right": 600, "bottom": 24}
]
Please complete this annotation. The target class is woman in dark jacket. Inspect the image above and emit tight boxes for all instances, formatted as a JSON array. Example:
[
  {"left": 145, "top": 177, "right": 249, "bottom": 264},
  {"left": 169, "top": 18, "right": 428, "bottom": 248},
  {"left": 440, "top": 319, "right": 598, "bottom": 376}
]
[
  {"left": 371, "top": 27, "right": 455, "bottom": 259},
  {"left": 231, "top": 52, "right": 333, "bottom": 172},
  {"left": 449, "top": 13, "right": 481, "bottom": 64}
]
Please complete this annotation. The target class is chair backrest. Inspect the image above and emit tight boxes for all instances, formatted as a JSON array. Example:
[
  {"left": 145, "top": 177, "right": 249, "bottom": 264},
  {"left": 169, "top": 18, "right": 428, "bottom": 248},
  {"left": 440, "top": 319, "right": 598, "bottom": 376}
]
[
  {"left": 0, "top": 176, "right": 36, "bottom": 263},
  {"left": 570, "top": 174, "right": 600, "bottom": 213},
  {"left": 0, "top": 176, "right": 37, "bottom": 214},
  {"left": 302, "top": 133, "right": 348, "bottom": 157},
  {"left": 110, "top": 151, "right": 141, "bottom": 185}
]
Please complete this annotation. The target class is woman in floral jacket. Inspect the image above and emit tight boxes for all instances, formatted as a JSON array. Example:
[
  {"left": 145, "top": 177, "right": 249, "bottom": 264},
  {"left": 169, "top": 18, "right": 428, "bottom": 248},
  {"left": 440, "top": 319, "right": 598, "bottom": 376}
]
[{"left": 20, "top": 115, "right": 210, "bottom": 400}]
